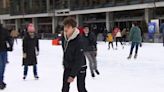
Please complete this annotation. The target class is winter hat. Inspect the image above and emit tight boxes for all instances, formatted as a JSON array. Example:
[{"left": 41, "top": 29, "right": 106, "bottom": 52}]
[{"left": 27, "top": 23, "right": 35, "bottom": 32}]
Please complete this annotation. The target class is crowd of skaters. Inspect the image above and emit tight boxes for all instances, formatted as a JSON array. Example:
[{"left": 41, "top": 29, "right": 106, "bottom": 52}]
[{"left": 0, "top": 16, "right": 164, "bottom": 92}]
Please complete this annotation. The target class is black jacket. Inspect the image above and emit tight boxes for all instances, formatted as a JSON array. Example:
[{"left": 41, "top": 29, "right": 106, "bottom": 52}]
[
  {"left": 62, "top": 29, "right": 86, "bottom": 78},
  {"left": 82, "top": 32, "right": 97, "bottom": 52},
  {"left": 23, "top": 33, "right": 39, "bottom": 66},
  {"left": 0, "top": 26, "right": 13, "bottom": 52}
]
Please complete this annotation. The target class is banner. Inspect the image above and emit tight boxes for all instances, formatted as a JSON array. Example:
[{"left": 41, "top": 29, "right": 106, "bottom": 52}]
[{"left": 148, "top": 22, "right": 156, "bottom": 39}]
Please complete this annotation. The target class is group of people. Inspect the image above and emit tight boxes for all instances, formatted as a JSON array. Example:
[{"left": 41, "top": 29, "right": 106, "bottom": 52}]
[
  {"left": 106, "top": 22, "right": 142, "bottom": 59},
  {"left": 0, "top": 23, "right": 40, "bottom": 90},
  {"left": 0, "top": 17, "right": 100, "bottom": 92},
  {"left": 1, "top": 16, "right": 164, "bottom": 92}
]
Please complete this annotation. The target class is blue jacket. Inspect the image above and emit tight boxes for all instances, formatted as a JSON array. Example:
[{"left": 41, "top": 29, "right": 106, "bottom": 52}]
[{"left": 160, "top": 23, "right": 164, "bottom": 35}]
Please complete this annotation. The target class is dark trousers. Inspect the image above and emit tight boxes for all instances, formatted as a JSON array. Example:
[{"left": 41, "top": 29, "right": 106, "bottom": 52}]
[
  {"left": 130, "top": 42, "right": 140, "bottom": 55},
  {"left": 108, "top": 42, "right": 114, "bottom": 49},
  {"left": 116, "top": 37, "right": 123, "bottom": 47},
  {"left": 62, "top": 67, "right": 87, "bottom": 92},
  {"left": 163, "top": 35, "right": 164, "bottom": 46},
  {"left": 24, "top": 65, "right": 38, "bottom": 76},
  {"left": 0, "top": 52, "right": 7, "bottom": 84}
]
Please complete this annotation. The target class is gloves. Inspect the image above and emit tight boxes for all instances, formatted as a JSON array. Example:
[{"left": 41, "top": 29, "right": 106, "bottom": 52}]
[
  {"left": 36, "top": 51, "right": 39, "bottom": 56},
  {"left": 94, "top": 51, "right": 97, "bottom": 57},
  {"left": 23, "top": 53, "right": 27, "bottom": 58}
]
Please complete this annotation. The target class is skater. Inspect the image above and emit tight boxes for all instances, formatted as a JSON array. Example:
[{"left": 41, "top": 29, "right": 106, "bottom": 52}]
[
  {"left": 10, "top": 28, "right": 19, "bottom": 45},
  {"left": 121, "top": 28, "right": 128, "bottom": 45},
  {"left": 0, "top": 24, "right": 13, "bottom": 90},
  {"left": 22, "top": 23, "right": 39, "bottom": 80},
  {"left": 127, "top": 22, "right": 142, "bottom": 59},
  {"left": 112, "top": 26, "right": 124, "bottom": 49},
  {"left": 82, "top": 26, "right": 100, "bottom": 78},
  {"left": 103, "top": 27, "right": 108, "bottom": 42},
  {"left": 107, "top": 32, "right": 114, "bottom": 50},
  {"left": 61, "top": 17, "right": 87, "bottom": 92},
  {"left": 160, "top": 23, "right": 164, "bottom": 47}
]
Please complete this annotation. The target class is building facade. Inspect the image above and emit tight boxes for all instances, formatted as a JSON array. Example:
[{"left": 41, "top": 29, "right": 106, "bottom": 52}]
[{"left": 0, "top": 0, "right": 164, "bottom": 35}]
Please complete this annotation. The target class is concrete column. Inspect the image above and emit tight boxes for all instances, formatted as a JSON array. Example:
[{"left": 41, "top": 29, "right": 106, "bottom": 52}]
[
  {"left": 106, "top": 12, "right": 110, "bottom": 32},
  {"left": 15, "top": 19, "right": 20, "bottom": 32},
  {"left": 0, "top": 19, "right": 6, "bottom": 27},
  {"left": 46, "top": 0, "right": 50, "bottom": 12},
  {"left": 76, "top": 15, "right": 83, "bottom": 27},
  {"left": 32, "top": 18, "right": 38, "bottom": 33},
  {"left": 52, "top": 16, "right": 57, "bottom": 34},
  {"left": 109, "top": 12, "right": 114, "bottom": 32},
  {"left": 76, "top": 15, "right": 79, "bottom": 27},
  {"left": 145, "top": 8, "right": 150, "bottom": 25}
]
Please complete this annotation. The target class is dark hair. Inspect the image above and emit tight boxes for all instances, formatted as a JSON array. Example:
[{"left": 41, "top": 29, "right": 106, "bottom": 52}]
[
  {"left": 63, "top": 17, "right": 77, "bottom": 28},
  {"left": 133, "top": 22, "right": 138, "bottom": 26},
  {"left": 83, "top": 24, "right": 89, "bottom": 28}
]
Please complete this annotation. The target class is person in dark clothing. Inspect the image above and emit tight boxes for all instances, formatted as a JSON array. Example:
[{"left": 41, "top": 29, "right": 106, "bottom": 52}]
[
  {"left": 22, "top": 23, "right": 39, "bottom": 80},
  {"left": 0, "top": 24, "right": 13, "bottom": 90},
  {"left": 127, "top": 22, "right": 142, "bottom": 59},
  {"left": 103, "top": 28, "right": 108, "bottom": 42},
  {"left": 160, "top": 23, "right": 164, "bottom": 47},
  {"left": 83, "top": 26, "right": 100, "bottom": 78},
  {"left": 61, "top": 17, "right": 87, "bottom": 92}
]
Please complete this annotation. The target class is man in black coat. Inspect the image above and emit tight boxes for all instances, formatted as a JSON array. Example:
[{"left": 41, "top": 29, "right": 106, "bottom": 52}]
[
  {"left": 0, "top": 24, "right": 13, "bottom": 90},
  {"left": 22, "top": 23, "right": 39, "bottom": 80},
  {"left": 61, "top": 17, "right": 87, "bottom": 92},
  {"left": 82, "top": 26, "right": 100, "bottom": 78}
]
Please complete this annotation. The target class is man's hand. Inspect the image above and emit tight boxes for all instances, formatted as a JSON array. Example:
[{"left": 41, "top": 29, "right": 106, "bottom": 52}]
[
  {"left": 23, "top": 53, "right": 27, "bottom": 58},
  {"left": 94, "top": 51, "right": 97, "bottom": 56},
  {"left": 36, "top": 51, "right": 39, "bottom": 56},
  {"left": 67, "top": 77, "right": 74, "bottom": 83}
]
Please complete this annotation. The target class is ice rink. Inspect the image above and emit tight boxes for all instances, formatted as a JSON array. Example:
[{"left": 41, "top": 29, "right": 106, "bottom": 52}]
[{"left": 3, "top": 40, "right": 164, "bottom": 92}]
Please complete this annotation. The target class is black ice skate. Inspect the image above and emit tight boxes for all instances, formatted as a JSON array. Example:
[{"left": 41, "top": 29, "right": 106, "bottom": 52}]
[
  {"left": 34, "top": 75, "right": 39, "bottom": 79},
  {"left": 134, "top": 54, "right": 137, "bottom": 59},
  {"left": 0, "top": 82, "right": 6, "bottom": 90},
  {"left": 91, "top": 73, "right": 95, "bottom": 78},
  {"left": 95, "top": 70, "right": 100, "bottom": 75},
  {"left": 23, "top": 76, "right": 26, "bottom": 80},
  {"left": 127, "top": 55, "right": 132, "bottom": 59}
]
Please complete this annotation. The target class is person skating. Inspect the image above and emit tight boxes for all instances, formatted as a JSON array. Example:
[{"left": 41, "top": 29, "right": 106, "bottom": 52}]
[
  {"left": 22, "top": 23, "right": 39, "bottom": 80},
  {"left": 112, "top": 26, "right": 124, "bottom": 49},
  {"left": 82, "top": 26, "right": 100, "bottom": 78},
  {"left": 0, "top": 24, "right": 13, "bottom": 90},
  {"left": 107, "top": 32, "right": 114, "bottom": 50},
  {"left": 61, "top": 17, "right": 87, "bottom": 92},
  {"left": 121, "top": 28, "right": 128, "bottom": 45},
  {"left": 127, "top": 22, "right": 142, "bottom": 59},
  {"left": 10, "top": 28, "right": 19, "bottom": 45}
]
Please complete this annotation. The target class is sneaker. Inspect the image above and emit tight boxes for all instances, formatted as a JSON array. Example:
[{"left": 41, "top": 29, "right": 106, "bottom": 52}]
[{"left": 95, "top": 70, "right": 100, "bottom": 75}]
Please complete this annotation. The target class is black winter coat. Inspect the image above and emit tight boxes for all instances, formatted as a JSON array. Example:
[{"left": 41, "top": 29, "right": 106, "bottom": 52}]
[
  {"left": 82, "top": 32, "right": 97, "bottom": 52},
  {"left": 23, "top": 34, "right": 39, "bottom": 66},
  {"left": 0, "top": 27, "right": 13, "bottom": 52},
  {"left": 62, "top": 33, "right": 87, "bottom": 78}
]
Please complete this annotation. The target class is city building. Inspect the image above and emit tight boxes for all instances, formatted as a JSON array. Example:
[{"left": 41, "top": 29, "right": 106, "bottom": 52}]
[{"left": 0, "top": 0, "right": 164, "bottom": 36}]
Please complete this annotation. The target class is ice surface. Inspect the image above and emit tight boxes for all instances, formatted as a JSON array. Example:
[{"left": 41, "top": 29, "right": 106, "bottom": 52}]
[{"left": 3, "top": 40, "right": 164, "bottom": 92}]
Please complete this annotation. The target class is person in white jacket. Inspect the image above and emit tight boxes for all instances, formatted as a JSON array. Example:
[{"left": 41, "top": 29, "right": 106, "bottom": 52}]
[{"left": 113, "top": 26, "right": 124, "bottom": 49}]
